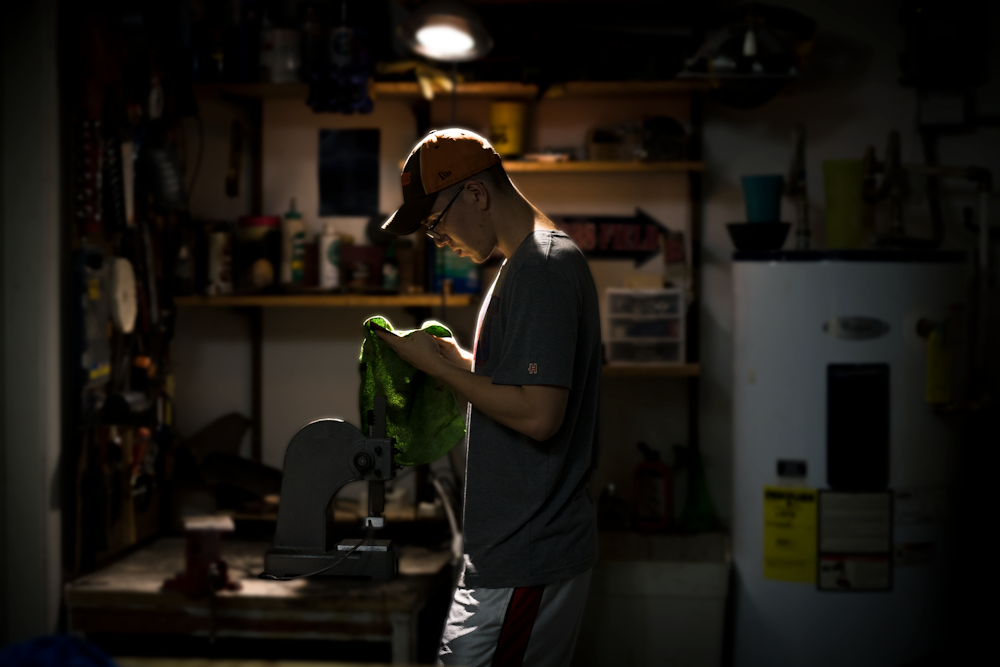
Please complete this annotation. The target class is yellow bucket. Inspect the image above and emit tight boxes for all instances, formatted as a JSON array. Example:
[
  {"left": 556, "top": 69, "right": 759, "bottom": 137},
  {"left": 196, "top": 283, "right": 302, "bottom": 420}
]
[
  {"left": 490, "top": 102, "right": 526, "bottom": 157},
  {"left": 823, "top": 160, "right": 867, "bottom": 249}
]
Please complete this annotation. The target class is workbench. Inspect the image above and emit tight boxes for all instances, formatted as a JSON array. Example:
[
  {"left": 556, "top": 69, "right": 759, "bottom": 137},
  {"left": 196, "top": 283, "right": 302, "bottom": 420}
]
[{"left": 65, "top": 537, "right": 453, "bottom": 665}]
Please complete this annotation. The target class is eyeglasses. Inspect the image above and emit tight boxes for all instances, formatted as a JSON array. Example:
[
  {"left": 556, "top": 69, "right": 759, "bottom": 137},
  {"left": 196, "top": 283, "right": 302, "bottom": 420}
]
[{"left": 423, "top": 188, "right": 462, "bottom": 240}]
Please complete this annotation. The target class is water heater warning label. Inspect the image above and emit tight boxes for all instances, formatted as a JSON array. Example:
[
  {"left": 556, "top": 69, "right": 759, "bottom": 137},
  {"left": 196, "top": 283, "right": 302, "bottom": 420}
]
[
  {"left": 763, "top": 486, "right": 818, "bottom": 583},
  {"left": 817, "top": 491, "right": 893, "bottom": 591}
]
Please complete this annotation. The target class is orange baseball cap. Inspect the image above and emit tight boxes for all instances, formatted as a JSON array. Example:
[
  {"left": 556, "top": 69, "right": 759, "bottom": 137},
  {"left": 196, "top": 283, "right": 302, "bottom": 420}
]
[{"left": 382, "top": 128, "right": 502, "bottom": 235}]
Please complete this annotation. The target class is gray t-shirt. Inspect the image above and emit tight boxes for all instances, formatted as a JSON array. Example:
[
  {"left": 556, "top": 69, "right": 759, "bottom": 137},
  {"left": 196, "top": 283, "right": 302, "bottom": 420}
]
[{"left": 462, "top": 229, "right": 602, "bottom": 589}]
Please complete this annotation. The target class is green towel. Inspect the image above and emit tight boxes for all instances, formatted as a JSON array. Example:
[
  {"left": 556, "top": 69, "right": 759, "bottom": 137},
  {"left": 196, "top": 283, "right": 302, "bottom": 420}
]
[{"left": 359, "top": 316, "right": 466, "bottom": 466}]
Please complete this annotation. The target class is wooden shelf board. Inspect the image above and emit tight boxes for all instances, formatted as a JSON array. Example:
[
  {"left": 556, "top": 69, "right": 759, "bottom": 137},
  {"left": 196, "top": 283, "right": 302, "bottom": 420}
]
[
  {"left": 194, "top": 82, "right": 310, "bottom": 99},
  {"left": 602, "top": 363, "right": 700, "bottom": 377},
  {"left": 194, "top": 80, "right": 710, "bottom": 100},
  {"left": 504, "top": 160, "right": 703, "bottom": 173},
  {"left": 174, "top": 294, "right": 475, "bottom": 308},
  {"left": 544, "top": 80, "right": 711, "bottom": 97},
  {"left": 385, "top": 80, "right": 710, "bottom": 98}
]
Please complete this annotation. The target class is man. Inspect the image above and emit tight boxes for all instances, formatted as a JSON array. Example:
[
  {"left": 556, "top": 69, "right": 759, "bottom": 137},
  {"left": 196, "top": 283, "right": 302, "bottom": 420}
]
[{"left": 377, "top": 128, "right": 602, "bottom": 667}]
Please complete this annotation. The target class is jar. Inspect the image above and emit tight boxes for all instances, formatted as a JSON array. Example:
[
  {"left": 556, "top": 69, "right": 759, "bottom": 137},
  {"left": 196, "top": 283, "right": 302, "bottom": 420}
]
[{"left": 236, "top": 216, "right": 281, "bottom": 291}]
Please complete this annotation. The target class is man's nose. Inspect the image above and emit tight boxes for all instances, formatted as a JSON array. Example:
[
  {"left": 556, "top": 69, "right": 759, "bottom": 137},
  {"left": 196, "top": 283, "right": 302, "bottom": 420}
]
[{"left": 433, "top": 236, "right": 449, "bottom": 248}]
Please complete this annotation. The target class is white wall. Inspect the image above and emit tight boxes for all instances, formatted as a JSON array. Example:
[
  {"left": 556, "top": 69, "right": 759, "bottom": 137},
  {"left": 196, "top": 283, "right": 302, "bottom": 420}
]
[{"left": 2, "top": 0, "right": 62, "bottom": 644}]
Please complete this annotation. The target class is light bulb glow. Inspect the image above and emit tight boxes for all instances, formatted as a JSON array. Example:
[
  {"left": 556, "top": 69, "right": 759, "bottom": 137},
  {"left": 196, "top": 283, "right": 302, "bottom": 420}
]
[{"left": 416, "top": 25, "right": 475, "bottom": 58}]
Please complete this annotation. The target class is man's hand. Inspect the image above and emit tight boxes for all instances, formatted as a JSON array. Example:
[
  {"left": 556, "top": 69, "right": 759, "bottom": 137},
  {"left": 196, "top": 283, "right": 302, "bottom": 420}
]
[
  {"left": 434, "top": 336, "right": 473, "bottom": 372},
  {"left": 374, "top": 328, "right": 446, "bottom": 376},
  {"left": 373, "top": 325, "right": 568, "bottom": 441}
]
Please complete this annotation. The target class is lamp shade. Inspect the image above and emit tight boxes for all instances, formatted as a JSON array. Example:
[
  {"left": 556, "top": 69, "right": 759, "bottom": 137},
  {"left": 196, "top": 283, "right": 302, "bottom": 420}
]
[{"left": 398, "top": 0, "right": 493, "bottom": 62}]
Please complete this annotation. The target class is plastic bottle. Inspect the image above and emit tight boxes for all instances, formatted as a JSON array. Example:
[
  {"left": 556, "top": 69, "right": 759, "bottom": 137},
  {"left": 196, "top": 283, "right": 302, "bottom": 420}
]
[
  {"left": 207, "top": 223, "right": 233, "bottom": 295},
  {"left": 281, "top": 199, "right": 306, "bottom": 285},
  {"left": 319, "top": 222, "right": 340, "bottom": 289},
  {"left": 634, "top": 442, "right": 672, "bottom": 532}
]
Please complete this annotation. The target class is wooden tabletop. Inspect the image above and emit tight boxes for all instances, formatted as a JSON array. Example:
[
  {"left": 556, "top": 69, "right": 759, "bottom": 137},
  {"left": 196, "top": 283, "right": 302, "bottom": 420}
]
[{"left": 65, "top": 537, "right": 450, "bottom": 620}]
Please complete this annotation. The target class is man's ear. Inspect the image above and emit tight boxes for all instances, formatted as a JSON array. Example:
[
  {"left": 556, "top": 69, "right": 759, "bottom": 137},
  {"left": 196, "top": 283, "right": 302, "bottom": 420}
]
[{"left": 465, "top": 180, "right": 490, "bottom": 210}]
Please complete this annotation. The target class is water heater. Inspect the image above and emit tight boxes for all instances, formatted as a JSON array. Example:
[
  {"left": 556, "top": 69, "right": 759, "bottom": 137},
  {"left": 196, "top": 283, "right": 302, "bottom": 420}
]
[{"left": 731, "top": 250, "right": 966, "bottom": 667}]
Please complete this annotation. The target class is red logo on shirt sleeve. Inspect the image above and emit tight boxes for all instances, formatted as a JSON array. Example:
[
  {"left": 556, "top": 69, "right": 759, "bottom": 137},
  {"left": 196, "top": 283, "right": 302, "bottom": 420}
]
[{"left": 528, "top": 363, "right": 537, "bottom": 374}]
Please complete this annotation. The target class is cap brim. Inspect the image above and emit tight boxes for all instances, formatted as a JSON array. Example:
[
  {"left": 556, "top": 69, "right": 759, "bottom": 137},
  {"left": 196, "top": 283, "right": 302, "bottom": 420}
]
[{"left": 381, "top": 193, "right": 437, "bottom": 235}]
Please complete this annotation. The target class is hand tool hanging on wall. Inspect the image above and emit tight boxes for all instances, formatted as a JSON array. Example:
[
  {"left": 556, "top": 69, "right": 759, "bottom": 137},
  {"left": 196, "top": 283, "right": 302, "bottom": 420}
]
[
  {"left": 102, "top": 117, "right": 129, "bottom": 233},
  {"left": 76, "top": 248, "right": 112, "bottom": 390},
  {"left": 76, "top": 121, "right": 104, "bottom": 237}
]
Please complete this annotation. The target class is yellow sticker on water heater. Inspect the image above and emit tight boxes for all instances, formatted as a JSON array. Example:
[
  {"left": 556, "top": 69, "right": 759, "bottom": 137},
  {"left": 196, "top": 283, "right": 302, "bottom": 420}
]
[{"left": 763, "top": 486, "right": 817, "bottom": 583}]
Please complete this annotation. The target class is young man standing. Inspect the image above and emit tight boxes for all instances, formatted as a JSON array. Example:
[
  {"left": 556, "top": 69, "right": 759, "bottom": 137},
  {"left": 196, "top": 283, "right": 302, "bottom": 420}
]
[{"left": 377, "top": 129, "right": 602, "bottom": 667}]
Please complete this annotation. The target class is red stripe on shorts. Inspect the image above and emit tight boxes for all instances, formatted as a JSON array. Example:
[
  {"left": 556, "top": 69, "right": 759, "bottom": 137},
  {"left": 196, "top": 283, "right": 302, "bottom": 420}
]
[{"left": 492, "top": 584, "right": 545, "bottom": 667}]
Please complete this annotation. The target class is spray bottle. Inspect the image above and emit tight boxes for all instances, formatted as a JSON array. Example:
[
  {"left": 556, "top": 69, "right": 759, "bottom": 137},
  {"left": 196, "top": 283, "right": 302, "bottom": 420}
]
[{"left": 319, "top": 222, "right": 341, "bottom": 289}]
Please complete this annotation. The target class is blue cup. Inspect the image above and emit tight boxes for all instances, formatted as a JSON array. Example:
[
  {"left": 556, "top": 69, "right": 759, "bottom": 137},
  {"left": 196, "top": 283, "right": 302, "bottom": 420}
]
[{"left": 742, "top": 174, "right": 785, "bottom": 223}]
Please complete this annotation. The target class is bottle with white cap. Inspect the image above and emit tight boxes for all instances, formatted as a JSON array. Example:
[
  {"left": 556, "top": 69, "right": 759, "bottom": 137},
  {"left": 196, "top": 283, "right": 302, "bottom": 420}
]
[{"left": 319, "top": 222, "right": 340, "bottom": 289}]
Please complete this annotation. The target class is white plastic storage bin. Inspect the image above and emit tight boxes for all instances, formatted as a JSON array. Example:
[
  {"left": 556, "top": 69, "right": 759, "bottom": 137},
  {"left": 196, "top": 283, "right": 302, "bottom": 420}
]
[
  {"left": 605, "top": 288, "right": 685, "bottom": 365},
  {"left": 574, "top": 532, "right": 731, "bottom": 667}
]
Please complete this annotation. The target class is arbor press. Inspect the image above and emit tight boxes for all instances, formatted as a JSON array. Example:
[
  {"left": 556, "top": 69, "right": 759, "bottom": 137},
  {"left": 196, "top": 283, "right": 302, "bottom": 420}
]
[{"left": 259, "top": 396, "right": 399, "bottom": 581}]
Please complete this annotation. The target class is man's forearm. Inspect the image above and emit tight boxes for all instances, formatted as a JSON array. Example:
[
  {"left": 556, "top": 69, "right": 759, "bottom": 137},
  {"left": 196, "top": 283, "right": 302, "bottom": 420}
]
[{"left": 433, "top": 360, "right": 546, "bottom": 440}]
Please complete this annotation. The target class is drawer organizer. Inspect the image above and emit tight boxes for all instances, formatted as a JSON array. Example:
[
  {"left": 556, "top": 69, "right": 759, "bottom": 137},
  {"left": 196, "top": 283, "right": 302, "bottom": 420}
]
[{"left": 605, "top": 288, "right": 685, "bottom": 365}]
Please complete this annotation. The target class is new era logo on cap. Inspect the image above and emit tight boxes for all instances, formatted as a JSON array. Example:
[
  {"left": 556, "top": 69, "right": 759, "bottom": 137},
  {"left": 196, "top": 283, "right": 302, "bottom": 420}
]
[{"left": 438, "top": 171, "right": 452, "bottom": 180}]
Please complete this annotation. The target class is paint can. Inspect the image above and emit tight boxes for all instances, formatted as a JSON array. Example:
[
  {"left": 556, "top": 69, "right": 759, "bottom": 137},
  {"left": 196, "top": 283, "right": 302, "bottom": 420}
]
[{"left": 489, "top": 101, "right": 526, "bottom": 157}]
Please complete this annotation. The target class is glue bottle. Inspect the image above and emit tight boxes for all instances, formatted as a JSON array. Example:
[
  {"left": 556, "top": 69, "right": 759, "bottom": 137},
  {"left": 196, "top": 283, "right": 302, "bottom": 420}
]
[
  {"left": 634, "top": 441, "right": 672, "bottom": 532},
  {"left": 281, "top": 198, "right": 306, "bottom": 285}
]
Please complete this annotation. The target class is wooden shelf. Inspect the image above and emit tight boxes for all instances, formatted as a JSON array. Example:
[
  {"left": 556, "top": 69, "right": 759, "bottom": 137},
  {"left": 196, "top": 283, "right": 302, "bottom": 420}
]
[
  {"left": 602, "top": 363, "right": 700, "bottom": 377},
  {"left": 194, "top": 79, "right": 710, "bottom": 100},
  {"left": 504, "top": 160, "right": 703, "bottom": 173},
  {"left": 540, "top": 80, "right": 711, "bottom": 97},
  {"left": 195, "top": 82, "right": 310, "bottom": 98},
  {"left": 381, "top": 80, "right": 711, "bottom": 98},
  {"left": 174, "top": 293, "right": 475, "bottom": 308}
]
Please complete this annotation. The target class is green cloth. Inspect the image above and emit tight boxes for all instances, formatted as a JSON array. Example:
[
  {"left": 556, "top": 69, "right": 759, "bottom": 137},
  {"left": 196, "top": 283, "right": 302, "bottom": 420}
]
[{"left": 359, "top": 316, "right": 466, "bottom": 466}]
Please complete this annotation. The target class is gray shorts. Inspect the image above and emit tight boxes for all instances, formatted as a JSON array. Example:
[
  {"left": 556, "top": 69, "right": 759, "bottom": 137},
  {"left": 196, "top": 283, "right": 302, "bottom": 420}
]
[{"left": 438, "top": 567, "right": 593, "bottom": 667}]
